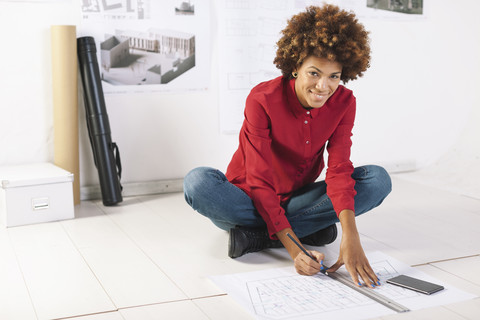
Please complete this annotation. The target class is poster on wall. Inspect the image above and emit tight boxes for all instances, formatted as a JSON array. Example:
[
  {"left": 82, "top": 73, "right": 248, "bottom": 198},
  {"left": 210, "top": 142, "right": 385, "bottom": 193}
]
[
  {"left": 218, "top": 0, "right": 425, "bottom": 134},
  {"left": 366, "top": 0, "right": 423, "bottom": 15},
  {"left": 79, "top": 0, "right": 210, "bottom": 94}
]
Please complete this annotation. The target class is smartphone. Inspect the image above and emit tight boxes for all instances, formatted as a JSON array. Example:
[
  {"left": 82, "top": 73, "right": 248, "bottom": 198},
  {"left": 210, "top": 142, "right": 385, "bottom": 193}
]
[{"left": 386, "top": 275, "right": 444, "bottom": 295}]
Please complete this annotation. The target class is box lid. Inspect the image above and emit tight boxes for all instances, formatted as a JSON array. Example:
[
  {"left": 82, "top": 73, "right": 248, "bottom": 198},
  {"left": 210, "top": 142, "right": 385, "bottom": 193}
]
[{"left": 0, "top": 163, "right": 74, "bottom": 188}]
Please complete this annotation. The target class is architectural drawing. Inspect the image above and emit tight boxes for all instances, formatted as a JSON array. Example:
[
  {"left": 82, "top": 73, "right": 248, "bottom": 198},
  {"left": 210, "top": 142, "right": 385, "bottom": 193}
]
[
  {"left": 99, "top": 28, "right": 195, "bottom": 85},
  {"left": 175, "top": 1, "right": 195, "bottom": 15},
  {"left": 248, "top": 276, "right": 372, "bottom": 318},
  {"left": 79, "top": 0, "right": 209, "bottom": 93},
  {"left": 367, "top": 0, "right": 423, "bottom": 15},
  {"left": 218, "top": 0, "right": 288, "bottom": 133},
  {"left": 81, "top": 0, "right": 148, "bottom": 19},
  {"left": 210, "top": 252, "right": 476, "bottom": 320},
  {"left": 246, "top": 259, "right": 418, "bottom": 319}
]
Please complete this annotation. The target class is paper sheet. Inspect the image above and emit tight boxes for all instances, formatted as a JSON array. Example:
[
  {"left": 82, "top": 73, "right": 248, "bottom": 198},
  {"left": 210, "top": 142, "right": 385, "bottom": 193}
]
[{"left": 210, "top": 252, "right": 476, "bottom": 320}]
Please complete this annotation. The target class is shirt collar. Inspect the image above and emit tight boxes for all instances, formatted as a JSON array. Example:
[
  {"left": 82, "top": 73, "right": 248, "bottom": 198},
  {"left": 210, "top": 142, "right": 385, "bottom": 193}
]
[{"left": 285, "top": 77, "right": 321, "bottom": 119}]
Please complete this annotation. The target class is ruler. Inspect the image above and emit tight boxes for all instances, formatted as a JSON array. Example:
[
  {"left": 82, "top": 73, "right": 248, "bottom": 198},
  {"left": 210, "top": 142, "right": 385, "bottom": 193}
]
[
  {"left": 326, "top": 271, "right": 410, "bottom": 313},
  {"left": 285, "top": 233, "right": 410, "bottom": 313}
]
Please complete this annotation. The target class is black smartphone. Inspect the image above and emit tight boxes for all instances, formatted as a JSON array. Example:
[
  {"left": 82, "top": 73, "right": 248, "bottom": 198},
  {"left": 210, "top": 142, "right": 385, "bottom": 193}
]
[{"left": 386, "top": 275, "right": 444, "bottom": 295}]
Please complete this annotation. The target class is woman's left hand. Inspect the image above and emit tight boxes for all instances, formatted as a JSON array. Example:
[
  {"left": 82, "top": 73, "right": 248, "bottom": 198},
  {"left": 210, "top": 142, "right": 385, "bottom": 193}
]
[
  {"left": 327, "top": 209, "right": 379, "bottom": 288},
  {"left": 327, "top": 233, "right": 379, "bottom": 288}
]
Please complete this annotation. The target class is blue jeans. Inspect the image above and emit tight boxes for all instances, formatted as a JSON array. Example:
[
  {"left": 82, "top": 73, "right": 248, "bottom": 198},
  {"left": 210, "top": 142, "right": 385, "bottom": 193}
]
[{"left": 183, "top": 165, "right": 391, "bottom": 238}]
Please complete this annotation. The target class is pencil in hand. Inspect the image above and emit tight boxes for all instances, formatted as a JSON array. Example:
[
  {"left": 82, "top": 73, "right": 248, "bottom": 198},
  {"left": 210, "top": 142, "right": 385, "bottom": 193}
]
[{"left": 286, "top": 232, "right": 327, "bottom": 274}]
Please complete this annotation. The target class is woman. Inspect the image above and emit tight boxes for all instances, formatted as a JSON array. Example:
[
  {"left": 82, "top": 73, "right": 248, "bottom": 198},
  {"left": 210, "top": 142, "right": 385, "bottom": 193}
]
[{"left": 184, "top": 4, "right": 391, "bottom": 288}]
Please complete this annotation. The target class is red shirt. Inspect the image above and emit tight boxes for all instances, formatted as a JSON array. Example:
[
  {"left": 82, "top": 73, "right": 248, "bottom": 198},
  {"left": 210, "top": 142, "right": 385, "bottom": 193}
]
[{"left": 226, "top": 76, "right": 356, "bottom": 238}]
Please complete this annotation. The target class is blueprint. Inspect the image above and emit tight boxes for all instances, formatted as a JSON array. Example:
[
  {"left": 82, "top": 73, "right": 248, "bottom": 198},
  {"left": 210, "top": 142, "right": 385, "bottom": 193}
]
[{"left": 210, "top": 252, "right": 476, "bottom": 320}]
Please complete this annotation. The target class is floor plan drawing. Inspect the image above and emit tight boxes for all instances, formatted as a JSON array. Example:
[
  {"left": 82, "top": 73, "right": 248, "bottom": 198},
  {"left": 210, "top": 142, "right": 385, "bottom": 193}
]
[
  {"left": 246, "top": 258, "right": 419, "bottom": 319},
  {"left": 247, "top": 275, "right": 373, "bottom": 318},
  {"left": 210, "top": 251, "right": 476, "bottom": 320}
]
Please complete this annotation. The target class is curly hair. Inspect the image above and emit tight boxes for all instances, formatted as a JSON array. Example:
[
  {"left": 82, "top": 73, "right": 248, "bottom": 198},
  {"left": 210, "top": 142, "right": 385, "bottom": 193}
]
[{"left": 274, "top": 4, "right": 370, "bottom": 83}]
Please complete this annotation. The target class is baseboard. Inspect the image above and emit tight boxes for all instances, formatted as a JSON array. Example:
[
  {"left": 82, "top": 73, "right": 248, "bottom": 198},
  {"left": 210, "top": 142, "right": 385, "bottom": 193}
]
[
  {"left": 80, "top": 159, "right": 417, "bottom": 201},
  {"left": 80, "top": 179, "right": 184, "bottom": 201}
]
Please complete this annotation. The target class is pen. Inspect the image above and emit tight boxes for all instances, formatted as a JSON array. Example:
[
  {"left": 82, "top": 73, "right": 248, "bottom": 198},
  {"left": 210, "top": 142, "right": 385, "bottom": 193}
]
[{"left": 286, "top": 232, "right": 328, "bottom": 274}]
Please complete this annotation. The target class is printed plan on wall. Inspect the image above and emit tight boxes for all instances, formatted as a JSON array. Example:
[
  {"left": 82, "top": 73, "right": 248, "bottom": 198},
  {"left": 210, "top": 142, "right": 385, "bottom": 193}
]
[
  {"left": 217, "top": 0, "right": 425, "bottom": 134},
  {"left": 79, "top": 0, "right": 210, "bottom": 94}
]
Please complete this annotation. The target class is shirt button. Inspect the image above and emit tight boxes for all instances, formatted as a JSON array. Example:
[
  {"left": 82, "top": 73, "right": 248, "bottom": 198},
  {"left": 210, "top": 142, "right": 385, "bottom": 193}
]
[
  {"left": 306, "top": 140, "right": 310, "bottom": 144},
  {"left": 304, "top": 120, "right": 308, "bottom": 124},
  {"left": 306, "top": 111, "right": 310, "bottom": 115}
]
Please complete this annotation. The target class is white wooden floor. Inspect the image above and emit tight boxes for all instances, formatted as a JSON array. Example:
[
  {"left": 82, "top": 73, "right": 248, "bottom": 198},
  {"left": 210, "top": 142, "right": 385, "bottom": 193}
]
[{"left": 1, "top": 172, "right": 479, "bottom": 320}]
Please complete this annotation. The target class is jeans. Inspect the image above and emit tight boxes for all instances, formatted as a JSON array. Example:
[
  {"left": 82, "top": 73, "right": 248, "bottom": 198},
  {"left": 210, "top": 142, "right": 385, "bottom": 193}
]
[{"left": 183, "top": 165, "right": 392, "bottom": 238}]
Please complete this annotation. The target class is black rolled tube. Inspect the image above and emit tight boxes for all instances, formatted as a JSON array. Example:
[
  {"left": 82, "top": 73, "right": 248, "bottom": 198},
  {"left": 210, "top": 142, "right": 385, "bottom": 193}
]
[{"left": 77, "top": 36, "right": 123, "bottom": 206}]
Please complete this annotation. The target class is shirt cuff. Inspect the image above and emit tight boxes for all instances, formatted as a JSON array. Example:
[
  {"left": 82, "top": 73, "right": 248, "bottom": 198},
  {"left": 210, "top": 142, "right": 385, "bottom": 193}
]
[
  {"left": 333, "top": 198, "right": 355, "bottom": 216},
  {"left": 267, "top": 215, "right": 292, "bottom": 240}
]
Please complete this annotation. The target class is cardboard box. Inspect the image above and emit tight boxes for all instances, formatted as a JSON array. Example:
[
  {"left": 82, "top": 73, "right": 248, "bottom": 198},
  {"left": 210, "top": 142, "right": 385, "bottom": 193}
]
[{"left": 0, "top": 163, "right": 74, "bottom": 227}]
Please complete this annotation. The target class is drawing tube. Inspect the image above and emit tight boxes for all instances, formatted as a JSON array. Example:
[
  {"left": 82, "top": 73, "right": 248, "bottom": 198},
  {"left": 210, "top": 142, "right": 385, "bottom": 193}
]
[{"left": 77, "top": 36, "right": 123, "bottom": 206}]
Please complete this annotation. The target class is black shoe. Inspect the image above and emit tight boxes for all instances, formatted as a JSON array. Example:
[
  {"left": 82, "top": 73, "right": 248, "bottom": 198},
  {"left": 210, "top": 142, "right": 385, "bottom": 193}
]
[
  {"left": 228, "top": 226, "right": 283, "bottom": 258},
  {"left": 300, "top": 224, "right": 338, "bottom": 246}
]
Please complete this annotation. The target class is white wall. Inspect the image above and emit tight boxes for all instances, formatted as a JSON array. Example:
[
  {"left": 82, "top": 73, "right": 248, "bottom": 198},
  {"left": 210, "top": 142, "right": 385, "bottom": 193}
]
[
  {"left": 1, "top": 1, "right": 479, "bottom": 195},
  {"left": 354, "top": 3, "right": 479, "bottom": 167},
  {"left": 0, "top": 1, "right": 80, "bottom": 166}
]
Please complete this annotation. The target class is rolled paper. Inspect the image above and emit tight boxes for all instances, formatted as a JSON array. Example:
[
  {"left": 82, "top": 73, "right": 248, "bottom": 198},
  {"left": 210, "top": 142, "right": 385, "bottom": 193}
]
[{"left": 51, "top": 25, "right": 80, "bottom": 205}]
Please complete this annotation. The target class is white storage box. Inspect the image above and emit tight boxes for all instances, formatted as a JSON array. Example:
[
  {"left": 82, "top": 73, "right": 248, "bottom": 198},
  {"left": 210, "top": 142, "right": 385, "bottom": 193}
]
[{"left": 0, "top": 163, "right": 74, "bottom": 227}]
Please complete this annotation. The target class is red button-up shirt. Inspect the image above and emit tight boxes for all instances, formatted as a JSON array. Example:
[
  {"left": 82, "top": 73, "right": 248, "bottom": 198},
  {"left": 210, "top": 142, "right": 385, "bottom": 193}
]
[{"left": 226, "top": 76, "right": 356, "bottom": 238}]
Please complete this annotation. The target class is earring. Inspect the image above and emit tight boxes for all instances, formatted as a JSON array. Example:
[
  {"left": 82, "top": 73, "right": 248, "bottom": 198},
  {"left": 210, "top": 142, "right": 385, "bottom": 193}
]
[{"left": 292, "top": 72, "right": 298, "bottom": 78}]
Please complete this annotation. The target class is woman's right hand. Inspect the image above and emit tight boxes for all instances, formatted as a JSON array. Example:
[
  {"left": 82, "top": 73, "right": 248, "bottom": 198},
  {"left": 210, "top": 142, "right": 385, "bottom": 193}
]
[
  {"left": 276, "top": 228, "right": 326, "bottom": 276},
  {"left": 294, "top": 250, "right": 325, "bottom": 276}
]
